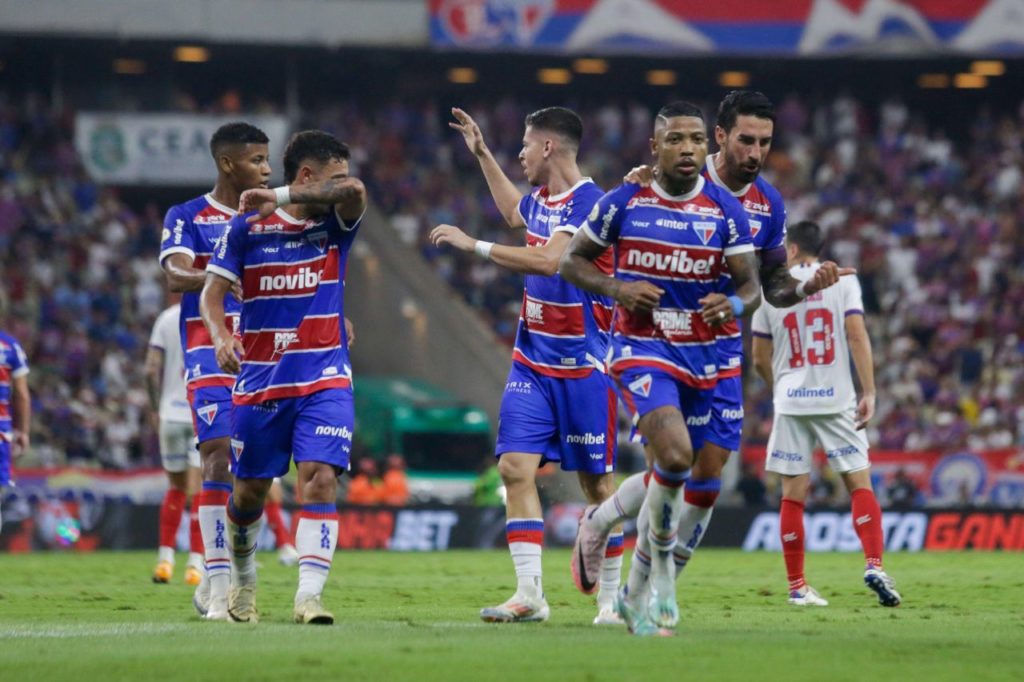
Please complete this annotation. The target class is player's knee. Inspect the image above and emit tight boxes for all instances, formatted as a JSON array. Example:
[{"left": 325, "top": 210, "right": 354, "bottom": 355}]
[
  {"left": 579, "top": 472, "right": 614, "bottom": 503},
  {"left": 692, "top": 445, "right": 729, "bottom": 478},
  {"left": 233, "top": 479, "right": 271, "bottom": 510},
  {"left": 200, "top": 442, "right": 232, "bottom": 482},
  {"left": 497, "top": 454, "right": 534, "bottom": 488},
  {"left": 302, "top": 466, "right": 338, "bottom": 503}
]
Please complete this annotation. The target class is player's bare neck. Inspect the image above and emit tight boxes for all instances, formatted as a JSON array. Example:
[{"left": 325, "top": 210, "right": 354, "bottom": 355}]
[
  {"left": 656, "top": 175, "right": 695, "bottom": 197},
  {"left": 543, "top": 161, "right": 582, "bottom": 197},
  {"left": 209, "top": 182, "right": 241, "bottom": 213}
]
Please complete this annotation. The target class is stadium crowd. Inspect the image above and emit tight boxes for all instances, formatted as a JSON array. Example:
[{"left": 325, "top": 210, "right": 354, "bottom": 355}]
[{"left": 0, "top": 90, "right": 1021, "bottom": 469}]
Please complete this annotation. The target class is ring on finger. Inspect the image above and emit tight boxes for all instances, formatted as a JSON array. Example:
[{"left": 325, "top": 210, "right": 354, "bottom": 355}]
[{"left": 717, "top": 310, "right": 726, "bottom": 320}]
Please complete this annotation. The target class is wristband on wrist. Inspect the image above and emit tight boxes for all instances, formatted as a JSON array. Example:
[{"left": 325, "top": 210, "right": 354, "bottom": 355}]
[
  {"left": 273, "top": 186, "right": 291, "bottom": 207},
  {"left": 795, "top": 281, "right": 809, "bottom": 299},
  {"left": 474, "top": 240, "right": 494, "bottom": 260},
  {"left": 727, "top": 295, "right": 744, "bottom": 317}
]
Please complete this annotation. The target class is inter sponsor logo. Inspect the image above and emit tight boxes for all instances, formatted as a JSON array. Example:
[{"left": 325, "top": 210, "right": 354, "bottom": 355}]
[
  {"left": 259, "top": 267, "right": 321, "bottom": 292},
  {"left": 786, "top": 386, "right": 835, "bottom": 398},
  {"left": 565, "top": 433, "right": 606, "bottom": 445},
  {"left": 314, "top": 424, "right": 353, "bottom": 439},
  {"left": 624, "top": 248, "right": 716, "bottom": 276},
  {"left": 655, "top": 218, "right": 688, "bottom": 230}
]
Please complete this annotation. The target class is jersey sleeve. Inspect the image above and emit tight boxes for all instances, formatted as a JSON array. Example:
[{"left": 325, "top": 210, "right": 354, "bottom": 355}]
[
  {"left": 750, "top": 304, "right": 772, "bottom": 338},
  {"left": 335, "top": 206, "right": 366, "bottom": 233},
  {"left": 842, "top": 274, "right": 865, "bottom": 317},
  {"left": 517, "top": 193, "right": 534, "bottom": 227},
  {"left": 206, "top": 216, "right": 248, "bottom": 283},
  {"left": 552, "top": 186, "right": 602, "bottom": 237},
  {"left": 579, "top": 183, "right": 636, "bottom": 247},
  {"left": 720, "top": 194, "right": 754, "bottom": 257},
  {"left": 159, "top": 204, "right": 196, "bottom": 265},
  {"left": 7, "top": 336, "right": 29, "bottom": 378},
  {"left": 763, "top": 185, "right": 787, "bottom": 252}
]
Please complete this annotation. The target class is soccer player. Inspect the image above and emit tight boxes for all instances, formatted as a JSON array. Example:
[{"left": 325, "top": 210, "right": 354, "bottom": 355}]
[
  {"left": 201, "top": 130, "right": 366, "bottom": 624},
  {"left": 0, "top": 297, "right": 30, "bottom": 533},
  {"left": 751, "top": 220, "right": 900, "bottom": 608},
  {"left": 571, "top": 92, "right": 849, "bottom": 603},
  {"left": 430, "top": 107, "right": 621, "bottom": 624},
  {"left": 145, "top": 300, "right": 204, "bottom": 585},
  {"left": 559, "top": 101, "right": 762, "bottom": 635},
  {"left": 160, "top": 122, "right": 271, "bottom": 617}
]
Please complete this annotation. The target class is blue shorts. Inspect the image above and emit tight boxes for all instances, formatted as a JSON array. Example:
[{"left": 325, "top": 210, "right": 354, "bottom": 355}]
[
  {"left": 496, "top": 363, "right": 617, "bottom": 474},
  {"left": 230, "top": 388, "right": 354, "bottom": 479},
  {"left": 191, "top": 386, "right": 234, "bottom": 445},
  {"left": 614, "top": 366, "right": 713, "bottom": 452},
  {"left": 705, "top": 375, "right": 744, "bottom": 452},
  {"left": 0, "top": 440, "right": 10, "bottom": 487}
]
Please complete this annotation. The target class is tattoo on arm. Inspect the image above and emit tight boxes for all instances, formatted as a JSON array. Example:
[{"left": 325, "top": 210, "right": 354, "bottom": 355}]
[
  {"left": 761, "top": 261, "right": 805, "bottom": 308},
  {"left": 727, "top": 252, "right": 762, "bottom": 314},
  {"left": 290, "top": 177, "right": 366, "bottom": 207}
]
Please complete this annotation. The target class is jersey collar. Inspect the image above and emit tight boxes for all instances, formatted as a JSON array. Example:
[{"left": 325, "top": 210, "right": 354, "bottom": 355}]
[
  {"left": 651, "top": 174, "right": 704, "bottom": 202},
  {"left": 204, "top": 193, "right": 238, "bottom": 216}
]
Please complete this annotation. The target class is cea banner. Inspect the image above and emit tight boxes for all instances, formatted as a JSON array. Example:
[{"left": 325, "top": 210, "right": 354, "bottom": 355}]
[
  {"left": 429, "top": 1, "right": 1024, "bottom": 54},
  {"left": 75, "top": 113, "right": 290, "bottom": 186}
]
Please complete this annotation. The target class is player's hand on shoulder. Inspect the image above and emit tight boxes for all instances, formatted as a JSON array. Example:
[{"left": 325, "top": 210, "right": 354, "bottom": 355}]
[
  {"left": 805, "top": 260, "right": 857, "bottom": 295},
  {"left": 855, "top": 393, "right": 876, "bottom": 431},
  {"left": 429, "top": 224, "right": 475, "bottom": 252},
  {"left": 623, "top": 165, "right": 655, "bottom": 187},
  {"left": 614, "top": 280, "right": 663, "bottom": 314},
  {"left": 449, "top": 108, "right": 487, "bottom": 157},
  {"left": 214, "top": 337, "right": 244, "bottom": 375},
  {"left": 239, "top": 188, "right": 277, "bottom": 224}
]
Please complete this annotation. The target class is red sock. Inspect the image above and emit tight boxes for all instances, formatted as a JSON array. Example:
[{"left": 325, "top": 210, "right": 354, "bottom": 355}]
[
  {"left": 780, "top": 497, "right": 806, "bottom": 592},
  {"left": 159, "top": 488, "right": 187, "bottom": 550},
  {"left": 850, "top": 488, "right": 884, "bottom": 569},
  {"left": 189, "top": 493, "right": 204, "bottom": 554},
  {"left": 264, "top": 500, "right": 292, "bottom": 547}
]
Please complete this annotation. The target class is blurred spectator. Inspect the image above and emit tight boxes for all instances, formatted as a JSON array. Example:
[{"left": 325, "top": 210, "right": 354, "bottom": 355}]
[
  {"left": 885, "top": 468, "right": 920, "bottom": 509},
  {"left": 381, "top": 454, "right": 410, "bottom": 507},
  {"left": 347, "top": 458, "right": 381, "bottom": 506},
  {"left": 473, "top": 462, "right": 505, "bottom": 507},
  {"left": 735, "top": 461, "right": 768, "bottom": 508}
]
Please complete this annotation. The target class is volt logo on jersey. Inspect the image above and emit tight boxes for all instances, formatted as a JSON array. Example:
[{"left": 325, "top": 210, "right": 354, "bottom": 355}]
[
  {"left": 628, "top": 373, "right": 653, "bottom": 398},
  {"left": 693, "top": 221, "right": 716, "bottom": 245},
  {"left": 197, "top": 403, "right": 219, "bottom": 426}
]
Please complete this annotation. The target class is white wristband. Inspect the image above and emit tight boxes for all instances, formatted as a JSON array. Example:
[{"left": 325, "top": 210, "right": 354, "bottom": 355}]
[
  {"left": 795, "top": 281, "right": 809, "bottom": 300},
  {"left": 474, "top": 240, "right": 494, "bottom": 260},
  {"left": 273, "top": 186, "right": 291, "bottom": 207}
]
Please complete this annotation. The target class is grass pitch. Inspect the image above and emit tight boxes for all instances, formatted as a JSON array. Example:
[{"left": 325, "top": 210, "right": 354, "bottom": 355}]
[{"left": 0, "top": 549, "right": 1020, "bottom": 681}]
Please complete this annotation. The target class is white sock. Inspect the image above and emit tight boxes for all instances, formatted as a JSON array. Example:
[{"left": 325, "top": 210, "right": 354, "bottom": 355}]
[
  {"left": 675, "top": 503, "right": 714, "bottom": 577},
  {"left": 295, "top": 505, "right": 339, "bottom": 603},
  {"left": 507, "top": 518, "right": 543, "bottom": 599},
  {"left": 158, "top": 546, "right": 175, "bottom": 564},
  {"left": 590, "top": 473, "right": 647, "bottom": 532},
  {"left": 646, "top": 466, "right": 688, "bottom": 597},
  {"left": 624, "top": 522, "right": 652, "bottom": 606},
  {"left": 198, "top": 487, "right": 232, "bottom": 606},
  {"left": 187, "top": 551, "right": 204, "bottom": 570},
  {"left": 596, "top": 532, "right": 624, "bottom": 610},
  {"left": 226, "top": 500, "right": 264, "bottom": 587}
]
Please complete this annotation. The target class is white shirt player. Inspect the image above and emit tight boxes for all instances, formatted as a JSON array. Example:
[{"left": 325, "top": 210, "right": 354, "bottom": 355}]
[
  {"left": 751, "top": 262, "right": 864, "bottom": 415},
  {"left": 148, "top": 304, "right": 192, "bottom": 424}
]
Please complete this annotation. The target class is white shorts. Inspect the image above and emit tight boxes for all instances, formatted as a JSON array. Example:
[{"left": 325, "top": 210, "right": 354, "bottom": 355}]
[
  {"left": 159, "top": 419, "right": 200, "bottom": 473},
  {"left": 764, "top": 407, "right": 869, "bottom": 476}
]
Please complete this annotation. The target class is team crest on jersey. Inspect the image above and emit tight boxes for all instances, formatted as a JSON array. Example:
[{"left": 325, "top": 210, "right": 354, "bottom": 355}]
[
  {"left": 628, "top": 373, "right": 653, "bottom": 398},
  {"left": 693, "top": 221, "right": 716, "bottom": 245},
  {"left": 307, "top": 230, "right": 328, "bottom": 253},
  {"left": 748, "top": 219, "right": 762, "bottom": 239},
  {"left": 230, "top": 438, "right": 244, "bottom": 462},
  {"left": 197, "top": 403, "right": 218, "bottom": 426}
]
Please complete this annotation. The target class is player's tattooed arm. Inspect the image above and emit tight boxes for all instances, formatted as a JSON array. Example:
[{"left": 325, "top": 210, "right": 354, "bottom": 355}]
[
  {"left": 200, "top": 273, "right": 244, "bottom": 375},
  {"left": 559, "top": 230, "right": 663, "bottom": 313},
  {"left": 239, "top": 178, "right": 367, "bottom": 223},
  {"left": 450, "top": 108, "right": 525, "bottom": 229},
  {"left": 759, "top": 248, "right": 856, "bottom": 308}
]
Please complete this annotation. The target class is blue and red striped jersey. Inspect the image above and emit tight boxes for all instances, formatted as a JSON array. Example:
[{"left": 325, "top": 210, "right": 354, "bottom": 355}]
[
  {"left": 0, "top": 330, "right": 28, "bottom": 439},
  {"left": 580, "top": 177, "right": 754, "bottom": 389},
  {"left": 704, "top": 158, "right": 787, "bottom": 378},
  {"left": 512, "top": 178, "right": 613, "bottom": 378},
  {"left": 206, "top": 208, "right": 361, "bottom": 405},
  {"left": 159, "top": 194, "right": 242, "bottom": 403}
]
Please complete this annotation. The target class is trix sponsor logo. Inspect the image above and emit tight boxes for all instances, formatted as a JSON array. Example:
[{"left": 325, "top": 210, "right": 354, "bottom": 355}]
[
  {"left": 625, "top": 248, "right": 716, "bottom": 276},
  {"left": 315, "top": 424, "right": 353, "bottom": 439},
  {"left": 259, "top": 267, "right": 321, "bottom": 292},
  {"left": 505, "top": 381, "right": 532, "bottom": 394},
  {"left": 273, "top": 331, "right": 298, "bottom": 356},
  {"left": 565, "top": 433, "right": 606, "bottom": 445},
  {"left": 653, "top": 309, "right": 692, "bottom": 333}
]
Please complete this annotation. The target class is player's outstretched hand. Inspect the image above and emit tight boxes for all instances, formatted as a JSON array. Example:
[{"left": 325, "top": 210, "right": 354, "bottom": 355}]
[
  {"left": 344, "top": 317, "right": 355, "bottom": 348},
  {"left": 803, "top": 261, "right": 856, "bottom": 296},
  {"left": 699, "top": 292, "right": 735, "bottom": 326},
  {"left": 239, "top": 188, "right": 278, "bottom": 223},
  {"left": 450, "top": 108, "right": 487, "bottom": 157},
  {"left": 855, "top": 393, "right": 876, "bottom": 430},
  {"left": 214, "top": 337, "right": 244, "bottom": 374},
  {"left": 429, "top": 224, "right": 476, "bottom": 253},
  {"left": 624, "top": 165, "right": 655, "bottom": 187},
  {"left": 615, "top": 280, "right": 663, "bottom": 314}
]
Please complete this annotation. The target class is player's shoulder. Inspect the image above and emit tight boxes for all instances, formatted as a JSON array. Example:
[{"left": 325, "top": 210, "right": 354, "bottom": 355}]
[
  {"left": 0, "top": 329, "right": 18, "bottom": 347},
  {"left": 167, "top": 193, "right": 211, "bottom": 219},
  {"left": 751, "top": 176, "right": 784, "bottom": 208},
  {"left": 701, "top": 179, "right": 744, "bottom": 211}
]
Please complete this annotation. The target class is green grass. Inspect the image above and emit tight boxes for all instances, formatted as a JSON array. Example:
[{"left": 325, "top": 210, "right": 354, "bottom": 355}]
[{"left": 0, "top": 549, "right": 1021, "bottom": 681}]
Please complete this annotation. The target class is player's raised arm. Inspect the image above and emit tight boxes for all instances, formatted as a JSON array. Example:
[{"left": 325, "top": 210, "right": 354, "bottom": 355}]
[
  {"left": 239, "top": 176, "right": 367, "bottom": 224},
  {"left": 429, "top": 223, "right": 571, "bottom": 277},
  {"left": 450, "top": 107, "right": 525, "bottom": 229},
  {"left": 760, "top": 251, "right": 855, "bottom": 308}
]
